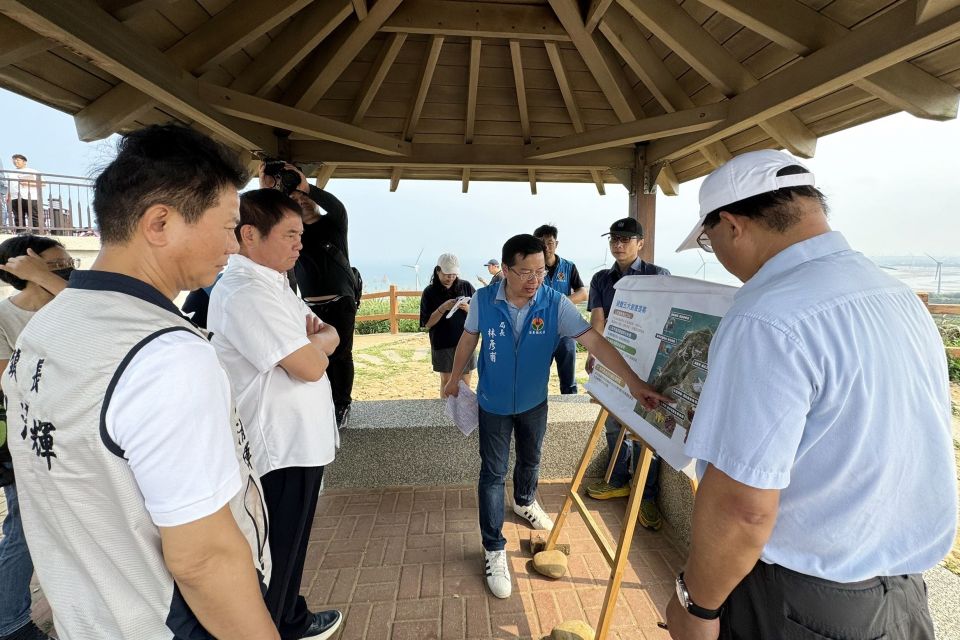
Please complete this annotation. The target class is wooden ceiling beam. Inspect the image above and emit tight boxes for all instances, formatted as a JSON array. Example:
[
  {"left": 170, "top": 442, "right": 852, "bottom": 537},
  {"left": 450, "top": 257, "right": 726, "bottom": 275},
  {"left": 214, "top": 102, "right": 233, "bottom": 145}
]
[
  {"left": 654, "top": 161, "right": 678, "bottom": 196},
  {"left": 403, "top": 34, "right": 445, "bottom": 142},
  {"left": 288, "top": 141, "right": 635, "bottom": 170},
  {"left": 315, "top": 164, "right": 337, "bottom": 189},
  {"left": 284, "top": 0, "right": 404, "bottom": 111},
  {"left": 544, "top": 41, "right": 606, "bottom": 195},
  {"left": 525, "top": 103, "right": 726, "bottom": 159},
  {"left": 199, "top": 83, "right": 409, "bottom": 156},
  {"left": 231, "top": 1, "right": 352, "bottom": 97},
  {"left": 0, "top": 14, "right": 50, "bottom": 67},
  {"left": 528, "top": 169, "right": 537, "bottom": 195},
  {"left": 0, "top": 0, "right": 277, "bottom": 152},
  {"left": 509, "top": 40, "right": 531, "bottom": 143},
  {"left": 616, "top": 0, "right": 816, "bottom": 158},
  {"left": 98, "top": 0, "right": 174, "bottom": 22},
  {"left": 351, "top": 32, "right": 407, "bottom": 124},
  {"left": 351, "top": 0, "right": 367, "bottom": 21},
  {"left": 647, "top": 1, "right": 960, "bottom": 163},
  {"left": 390, "top": 166, "right": 401, "bottom": 192},
  {"left": 73, "top": 0, "right": 310, "bottom": 142},
  {"left": 699, "top": 0, "right": 959, "bottom": 120},
  {"left": 382, "top": 0, "right": 570, "bottom": 41},
  {"left": 461, "top": 167, "right": 470, "bottom": 193},
  {"left": 548, "top": 0, "right": 640, "bottom": 123},
  {"left": 465, "top": 37, "right": 482, "bottom": 143},
  {"left": 584, "top": 0, "right": 615, "bottom": 32},
  {"left": 918, "top": 0, "right": 960, "bottom": 23}
]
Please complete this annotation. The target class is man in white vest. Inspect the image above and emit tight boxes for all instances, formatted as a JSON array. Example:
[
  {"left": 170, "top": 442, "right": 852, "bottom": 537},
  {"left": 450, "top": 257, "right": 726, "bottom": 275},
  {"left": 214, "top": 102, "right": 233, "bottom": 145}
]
[
  {"left": 4, "top": 125, "right": 277, "bottom": 640},
  {"left": 208, "top": 188, "right": 342, "bottom": 640}
]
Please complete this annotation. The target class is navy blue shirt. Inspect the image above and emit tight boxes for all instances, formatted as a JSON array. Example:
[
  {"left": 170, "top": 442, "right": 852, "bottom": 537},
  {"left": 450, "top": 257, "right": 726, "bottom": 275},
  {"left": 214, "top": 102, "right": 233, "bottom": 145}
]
[{"left": 588, "top": 257, "right": 670, "bottom": 318}]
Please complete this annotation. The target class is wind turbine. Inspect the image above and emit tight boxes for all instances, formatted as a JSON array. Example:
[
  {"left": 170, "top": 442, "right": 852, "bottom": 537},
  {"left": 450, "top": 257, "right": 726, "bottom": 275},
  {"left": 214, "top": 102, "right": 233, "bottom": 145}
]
[
  {"left": 926, "top": 253, "right": 943, "bottom": 295},
  {"left": 695, "top": 252, "right": 708, "bottom": 280},
  {"left": 404, "top": 248, "right": 425, "bottom": 289},
  {"left": 591, "top": 247, "right": 609, "bottom": 273}
]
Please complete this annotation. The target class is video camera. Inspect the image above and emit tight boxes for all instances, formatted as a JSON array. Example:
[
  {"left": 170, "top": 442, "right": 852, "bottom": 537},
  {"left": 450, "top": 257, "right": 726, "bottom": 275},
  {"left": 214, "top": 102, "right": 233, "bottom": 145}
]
[{"left": 262, "top": 158, "right": 302, "bottom": 196}]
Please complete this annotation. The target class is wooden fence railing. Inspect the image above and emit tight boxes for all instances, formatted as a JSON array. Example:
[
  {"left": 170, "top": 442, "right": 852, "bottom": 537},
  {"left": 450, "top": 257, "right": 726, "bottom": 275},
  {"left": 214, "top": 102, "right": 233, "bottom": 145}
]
[
  {"left": 356, "top": 285, "right": 421, "bottom": 334},
  {"left": 919, "top": 292, "right": 960, "bottom": 358}
]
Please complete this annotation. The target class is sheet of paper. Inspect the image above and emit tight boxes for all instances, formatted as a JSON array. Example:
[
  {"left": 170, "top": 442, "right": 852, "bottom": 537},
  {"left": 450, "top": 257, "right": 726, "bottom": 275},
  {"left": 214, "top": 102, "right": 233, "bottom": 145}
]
[
  {"left": 445, "top": 381, "right": 479, "bottom": 436},
  {"left": 584, "top": 275, "right": 737, "bottom": 478},
  {"left": 446, "top": 296, "right": 471, "bottom": 319}
]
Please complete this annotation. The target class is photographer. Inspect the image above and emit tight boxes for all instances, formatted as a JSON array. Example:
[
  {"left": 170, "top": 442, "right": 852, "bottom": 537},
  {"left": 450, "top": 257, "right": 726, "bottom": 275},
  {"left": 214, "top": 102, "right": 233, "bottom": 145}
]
[{"left": 259, "top": 162, "right": 356, "bottom": 429}]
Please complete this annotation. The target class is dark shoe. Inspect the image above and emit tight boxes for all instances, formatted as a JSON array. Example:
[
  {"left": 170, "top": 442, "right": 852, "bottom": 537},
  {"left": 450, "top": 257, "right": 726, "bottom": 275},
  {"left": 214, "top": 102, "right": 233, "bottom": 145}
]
[
  {"left": 301, "top": 610, "right": 343, "bottom": 639},
  {"left": 335, "top": 404, "right": 351, "bottom": 429},
  {"left": 638, "top": 498, "right": 663, "bottom": 531},
  {"left": 1, "top": 621, "right": 52, "bottom": 640}
]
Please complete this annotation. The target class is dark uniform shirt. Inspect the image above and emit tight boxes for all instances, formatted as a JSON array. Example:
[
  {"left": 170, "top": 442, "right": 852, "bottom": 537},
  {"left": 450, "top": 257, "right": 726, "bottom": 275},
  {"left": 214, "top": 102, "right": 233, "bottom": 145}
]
[
  {"left": 419, "top": 279, "right": 476, "bottom": 350},
  {"left": 294, "top": 185, "right": 354, "bottom": 299},
  {"left": 588, "top": 258, "right": 670, "bottom": 318}
]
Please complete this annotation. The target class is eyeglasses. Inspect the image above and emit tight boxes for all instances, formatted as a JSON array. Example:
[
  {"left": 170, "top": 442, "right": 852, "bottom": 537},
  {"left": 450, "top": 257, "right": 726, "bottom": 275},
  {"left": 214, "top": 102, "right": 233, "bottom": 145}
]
[
  {"left": 46, "top": 258, "right": 80, "bottom": 269},
  {"left": 540, "top": 239, "right": 558, "bottom": 248},
  {"left": 508, "top": 267, "right": 547, "bottom": 282},
  {"left": 608, "top": 235, "right": 638, "bottom": 246},
  {"left": 696, "top": 231, "right": 713, "bottom": 253}
]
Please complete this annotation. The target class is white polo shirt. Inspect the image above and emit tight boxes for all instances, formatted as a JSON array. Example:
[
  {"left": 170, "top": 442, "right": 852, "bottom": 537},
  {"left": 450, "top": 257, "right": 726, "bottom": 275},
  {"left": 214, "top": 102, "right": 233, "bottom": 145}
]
[
  {"left": 208, "top": 254, "right": 338, "bottom": 476},
  {"left": 685, "top": 231, "right": 957, "bottom": 582}
]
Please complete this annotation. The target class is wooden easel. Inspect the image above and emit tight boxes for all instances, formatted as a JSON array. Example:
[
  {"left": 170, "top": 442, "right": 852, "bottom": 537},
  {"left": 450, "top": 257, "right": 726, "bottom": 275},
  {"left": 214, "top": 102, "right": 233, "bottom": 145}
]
[{"left": 542, "top": 399, "right": 698, "bottom": 639}]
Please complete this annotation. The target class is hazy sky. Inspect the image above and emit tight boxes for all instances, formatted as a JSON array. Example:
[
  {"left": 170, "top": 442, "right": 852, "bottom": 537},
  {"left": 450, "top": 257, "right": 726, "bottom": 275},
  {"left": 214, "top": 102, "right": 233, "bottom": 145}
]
[{"left": 2, "top": 87, "right": 959, "bottom": 287}]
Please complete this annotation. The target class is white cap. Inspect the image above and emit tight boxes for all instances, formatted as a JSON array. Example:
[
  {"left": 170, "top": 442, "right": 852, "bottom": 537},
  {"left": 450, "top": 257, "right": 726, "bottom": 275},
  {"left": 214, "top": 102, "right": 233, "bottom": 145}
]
[
  {"left": 437, "top": 252, "right": 460, "bottom": 275},
  {"left": 676, "top": 150, "right": 815, "bottom": 252}
]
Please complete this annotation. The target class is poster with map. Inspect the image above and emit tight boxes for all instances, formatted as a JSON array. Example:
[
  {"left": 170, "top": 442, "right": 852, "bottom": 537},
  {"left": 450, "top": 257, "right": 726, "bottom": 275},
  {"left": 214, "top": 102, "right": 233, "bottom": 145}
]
[{"left": 584, "top": 275, "right": 737, "bottom": 477}]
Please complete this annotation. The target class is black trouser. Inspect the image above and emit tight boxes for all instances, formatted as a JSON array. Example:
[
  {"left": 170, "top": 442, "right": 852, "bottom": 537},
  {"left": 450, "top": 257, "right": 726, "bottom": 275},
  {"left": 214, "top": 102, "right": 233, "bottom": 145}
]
[
  {"left": 308, "top": 297, "right": 356, "bottom": 411},
  {"left": 260, "top": 466, "right": 325, "bottom": 640},
  {"left": 722, "top": 561, "right": 935, "bottom": 640}
]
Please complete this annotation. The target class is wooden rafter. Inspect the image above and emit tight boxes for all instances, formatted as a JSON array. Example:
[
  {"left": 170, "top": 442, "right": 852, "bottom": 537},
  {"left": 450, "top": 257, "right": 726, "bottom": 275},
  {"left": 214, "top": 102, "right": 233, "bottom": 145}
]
[
  {"left": 403, "top": 35, "right": 444, "bottom": 142},
  {"left": 284, "top": 0, "right": 404, "bottom": 112},
  {"left": 0, "top": 0, "right": 276, "bottom": 151},
  {"left": 98, "top": 0, "right": 174, "bottom": 22},
  {"left": 526, "top": 103, "right": 726, "bottom": 160},
  {"left": 647, "top": 2, "right": 960, "bottom": 163},
  {"left": 351, "top": 32, "right": 407, "bottom": 124},
  {"left": 231, "top": 1, "right": 352, "bottom": 97},
  {"left": 288, "top": 141, "right": 634, "bottom": 171},
  {"left": 0, "top": 14, "right": 50, "bottom": 67},
  {"left": 548, "top": 0, "right": 640, "bottom": 123},
  {"left": 73, "top": 0, "right": 311, "bottom": 142},
  {"left": 316, "top": 164, "right": 337, "bottom": 189},
  {"left": 389, "top": 166, "right": 401, "bottom": 192},
  {"left": 383, "top": 0, "right": 569, "bottom": 41},
  {"left": 463, "top": 37, "right": 482, "bottom": 193},
  {"left": 351, "top": 0, "right": 367, "bottom": 21},
  {"left": 918, "top": 0, "right": 960, "bottom": 22},
  {"left": 544, "top": 41, "right": 606, "bottom": 195},
  {"left": 699, "top": 0, "right": 960, "bottom": 120},
  {"left": 509, "top": 40, "right": 536, "bottom": 194},
  {"left": 617, "top": 0, "right": 817, "bottom": 158},
  {"left": 200, "top": 84, "right": 409, "bottom": 156},
  {"left": 654, "top": 162, "right": 678, "bottom": 196},
  {"left": 584, "top": 0, "right": 615, "bottom": 32}
]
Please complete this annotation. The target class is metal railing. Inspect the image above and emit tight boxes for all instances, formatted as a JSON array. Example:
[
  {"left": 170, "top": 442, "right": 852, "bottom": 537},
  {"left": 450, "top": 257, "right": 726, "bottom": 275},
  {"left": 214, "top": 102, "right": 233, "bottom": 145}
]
[{"left": 0, "top": 169, "right": 97, "bottom": 236}]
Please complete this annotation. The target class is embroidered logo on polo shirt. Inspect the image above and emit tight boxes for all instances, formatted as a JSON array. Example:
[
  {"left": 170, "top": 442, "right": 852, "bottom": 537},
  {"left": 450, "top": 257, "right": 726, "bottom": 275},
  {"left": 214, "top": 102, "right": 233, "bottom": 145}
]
[
  {"left": 530, "top": 316, "right": 545, "bottom": 334},
  {"left": 557, "top": 271, "right": 566, "bottom": 282}
]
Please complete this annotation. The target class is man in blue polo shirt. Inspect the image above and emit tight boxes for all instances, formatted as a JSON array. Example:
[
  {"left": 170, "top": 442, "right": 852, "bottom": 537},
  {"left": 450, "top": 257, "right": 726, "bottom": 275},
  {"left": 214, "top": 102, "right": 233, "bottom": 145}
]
[
  {"left": 533, "top": 224, "right": 587, "bottom": 395},
  {"left": 444, "top": 234, "right": 667, "bottom": 599},
  {"left": 585, "top": 217, "right": 670, "bottom": 531}
]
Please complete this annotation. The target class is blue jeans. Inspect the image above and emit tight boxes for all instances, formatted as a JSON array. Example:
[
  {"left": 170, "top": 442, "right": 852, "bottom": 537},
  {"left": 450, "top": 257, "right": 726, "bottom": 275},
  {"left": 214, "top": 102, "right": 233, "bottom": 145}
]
[
  {"left": 605, "top": 416, "right": 660, "bottom": 500},
  {"left": 552, "top": 337, "right": 578, "bottom": 395},
  {"left": 0, "top": 483, "right": 34, "bottom": 636},
  {"left": 478, "top": 400, "right": 549, "bottom": 551}
]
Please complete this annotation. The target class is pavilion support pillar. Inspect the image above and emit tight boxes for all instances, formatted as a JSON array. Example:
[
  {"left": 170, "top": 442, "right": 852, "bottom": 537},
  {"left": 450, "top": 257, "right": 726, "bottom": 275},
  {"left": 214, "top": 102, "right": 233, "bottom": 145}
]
[{"left": 628, "top": 143, "right": 657, "bottom": 263}]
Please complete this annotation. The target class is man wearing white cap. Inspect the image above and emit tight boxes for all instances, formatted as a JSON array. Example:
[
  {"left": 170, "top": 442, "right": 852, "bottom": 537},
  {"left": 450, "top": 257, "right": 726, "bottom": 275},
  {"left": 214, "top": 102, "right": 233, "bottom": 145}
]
[{"left": 665, "top": 150, "right": 955, "bottom": 639}]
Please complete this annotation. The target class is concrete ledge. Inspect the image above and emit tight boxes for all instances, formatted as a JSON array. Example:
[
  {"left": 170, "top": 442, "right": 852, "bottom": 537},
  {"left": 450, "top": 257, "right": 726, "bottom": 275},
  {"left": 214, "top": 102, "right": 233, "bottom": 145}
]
[{"left": 325, "top": 395, "right": 610, "bottom": 488}]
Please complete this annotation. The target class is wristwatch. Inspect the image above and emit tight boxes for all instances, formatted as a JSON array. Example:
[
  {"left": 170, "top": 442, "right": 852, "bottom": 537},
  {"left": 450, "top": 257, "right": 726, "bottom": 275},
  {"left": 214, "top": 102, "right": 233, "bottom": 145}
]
[{"left": 675, "top": 572, "right": 722, "bottom": 620}]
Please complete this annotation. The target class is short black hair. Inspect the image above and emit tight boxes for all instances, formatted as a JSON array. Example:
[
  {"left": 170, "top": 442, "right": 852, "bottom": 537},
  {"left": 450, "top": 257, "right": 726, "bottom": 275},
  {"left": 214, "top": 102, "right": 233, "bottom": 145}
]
[
  {"left": 0, "top": 235, "right": 64, "bottom": 290},
  {"left": 501, "top": 234, "right": 545, "bottom": 268},
  {"left": 702, "top": 165, "right": 827, "bottom": 231},
  {"left": 11, "top": 154, "right": 26, "bottom": 162},
  {"left": 533, "top": 224, "right": 558, "bottom": 240},
  {"left": 92, "top": 124, "right": 247, "bottom": 245},
  {"left": 238, "top": 188, "right": 302, "bottom": 240}
]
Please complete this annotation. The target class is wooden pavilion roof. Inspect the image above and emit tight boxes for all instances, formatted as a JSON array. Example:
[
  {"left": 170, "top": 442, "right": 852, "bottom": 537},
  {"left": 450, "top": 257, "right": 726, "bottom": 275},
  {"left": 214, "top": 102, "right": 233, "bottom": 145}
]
[{"left": 1, "top": 0, "right": 960, "bottom": 195}]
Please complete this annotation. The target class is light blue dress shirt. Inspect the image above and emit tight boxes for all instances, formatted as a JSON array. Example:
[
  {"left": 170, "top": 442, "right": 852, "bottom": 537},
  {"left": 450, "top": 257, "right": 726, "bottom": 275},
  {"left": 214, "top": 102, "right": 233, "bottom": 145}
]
[
  {"left": 465, "top": 280, "right": 589, "bottom": 343},
  {"left": 685, "top": 231, "right": 957, "bottom": 582}
]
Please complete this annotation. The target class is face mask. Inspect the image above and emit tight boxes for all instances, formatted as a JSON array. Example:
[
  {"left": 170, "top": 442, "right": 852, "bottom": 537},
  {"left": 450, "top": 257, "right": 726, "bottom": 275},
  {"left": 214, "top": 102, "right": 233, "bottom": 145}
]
[{"left": 53, "top": 268, "right": 74, "bottom": 281}]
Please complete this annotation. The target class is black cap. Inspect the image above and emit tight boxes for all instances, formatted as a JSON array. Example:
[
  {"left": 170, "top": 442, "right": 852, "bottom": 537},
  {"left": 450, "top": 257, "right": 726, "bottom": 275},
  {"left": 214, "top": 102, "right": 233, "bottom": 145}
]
[{"left": 602, "top": 217, "right": 643, "bottom": 238}]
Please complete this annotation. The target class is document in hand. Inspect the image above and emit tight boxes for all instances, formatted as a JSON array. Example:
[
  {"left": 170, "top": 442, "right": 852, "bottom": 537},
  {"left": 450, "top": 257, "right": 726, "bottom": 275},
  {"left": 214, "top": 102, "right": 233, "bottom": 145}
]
[
  {"left": 446, "top": 296, "right": 471, "bottom": 319},
  {"left": 585, "top": 275, "right": 737, "bottom": 477},
  {"left": 444, "top": 381, "right": 478, "bottom": 436}
]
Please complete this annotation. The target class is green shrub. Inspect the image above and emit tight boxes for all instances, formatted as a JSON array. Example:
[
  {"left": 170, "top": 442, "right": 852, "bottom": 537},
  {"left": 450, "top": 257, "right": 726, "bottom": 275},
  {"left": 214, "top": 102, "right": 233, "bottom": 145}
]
[
  {"left": 355, "top": 294, "right": 422, "bottom": 334},
  {"left": 949, "top": 356, "right": 960, "bottom": 383}
]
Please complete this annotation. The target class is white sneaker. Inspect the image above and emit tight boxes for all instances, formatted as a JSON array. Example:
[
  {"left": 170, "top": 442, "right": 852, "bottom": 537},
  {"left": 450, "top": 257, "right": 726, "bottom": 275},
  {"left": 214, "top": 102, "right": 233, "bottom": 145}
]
[
  {"left": 484, "top": 549, "right": 512, "bottom": 598},
  {"left": 513, "top": 500, "right": 554, "bottom": 531}
]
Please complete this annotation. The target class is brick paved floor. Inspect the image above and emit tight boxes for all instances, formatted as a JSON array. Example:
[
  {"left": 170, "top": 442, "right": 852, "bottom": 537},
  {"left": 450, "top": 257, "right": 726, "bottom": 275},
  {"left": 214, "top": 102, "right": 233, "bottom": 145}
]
[
  {"left": 305, "top": 481, "right": 680, "bottom": 640},
  {"left": 3, "top": 480, "right": 680, "bottom": 640}
]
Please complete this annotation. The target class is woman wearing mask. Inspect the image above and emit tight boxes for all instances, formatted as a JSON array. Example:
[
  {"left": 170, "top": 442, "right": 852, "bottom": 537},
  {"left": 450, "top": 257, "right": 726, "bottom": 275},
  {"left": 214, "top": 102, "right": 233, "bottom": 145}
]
[
  {"left": 0, "top": 235, "right": 75, "bottom": 640},
  {"left": 419, "top": 253, "right": 476, "bottom": 397}
]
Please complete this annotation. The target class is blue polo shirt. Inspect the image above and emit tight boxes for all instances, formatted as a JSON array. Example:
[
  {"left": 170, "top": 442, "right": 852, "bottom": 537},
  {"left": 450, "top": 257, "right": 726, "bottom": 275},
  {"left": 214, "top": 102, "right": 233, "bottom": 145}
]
[{"left": 588, "top": 257, "right": 669, "bottom": 318}]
